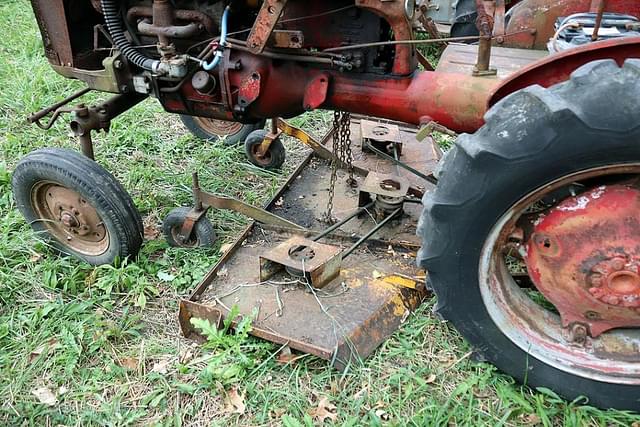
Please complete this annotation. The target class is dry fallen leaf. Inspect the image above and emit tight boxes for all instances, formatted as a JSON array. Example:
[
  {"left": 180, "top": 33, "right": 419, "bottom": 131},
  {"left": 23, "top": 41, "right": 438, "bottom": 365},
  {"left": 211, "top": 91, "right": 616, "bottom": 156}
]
[
  {"left": 276, "top": 346, "right": 298, "bottom": 365},
  {"left": 31, "top": 387, "right": 57, "bottom": 406},
  {"left": 224, "top": 387, "right": 246, "bottom": 415},
  {"left": 144, "top": 224, "right": 160, "bottom": 240},
  {"left": 372, "top": 270, "right": 383, "bottom": 279},
  {"left": 520, "top": 413, "right": 542, "bottom": 425},
  {"left": 29, "top": 253, "right": 43, "bottom": 263},
  {"left": 29, "top": 338, "right": 59, "bottom": 364},
  {"left": 119, "top": 357, "right": 139, "bottom": 371},
  {"left": 219, "top": 243, "right": 234, "bottom": 254},
  {"left": 308, "top": 396, "right": 337, "bottom": 423},
  {"left": 375, "top": 409, "right": 389, "bottom": 421},
  {"left": 424, "top": 373, "right": 436, "bottom": 384},
  {"left": 151, "top": 358, "right": 171, "bottom": 374}
]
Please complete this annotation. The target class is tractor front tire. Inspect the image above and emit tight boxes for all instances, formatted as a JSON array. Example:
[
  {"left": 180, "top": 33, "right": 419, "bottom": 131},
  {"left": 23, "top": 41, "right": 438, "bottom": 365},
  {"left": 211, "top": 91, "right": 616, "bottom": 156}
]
[{"left": 12, "top": 148, "right": 143, "bottom": 265}]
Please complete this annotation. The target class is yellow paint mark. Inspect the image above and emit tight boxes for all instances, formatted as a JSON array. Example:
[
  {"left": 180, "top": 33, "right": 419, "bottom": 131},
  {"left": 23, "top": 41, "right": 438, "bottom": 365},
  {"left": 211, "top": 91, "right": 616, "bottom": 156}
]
[
  {"left": 383, "top": 275, "right": 418, "bottom": 290},
  {"left": 390, "top": 294, "right": 408, "bottom": 317}
]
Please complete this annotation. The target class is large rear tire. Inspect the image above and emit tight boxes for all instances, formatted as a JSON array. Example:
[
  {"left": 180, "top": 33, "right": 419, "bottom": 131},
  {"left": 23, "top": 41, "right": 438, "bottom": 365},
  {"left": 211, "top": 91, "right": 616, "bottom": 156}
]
[{"left": 418, "top": 59, "right": 640, "bottom": 410}]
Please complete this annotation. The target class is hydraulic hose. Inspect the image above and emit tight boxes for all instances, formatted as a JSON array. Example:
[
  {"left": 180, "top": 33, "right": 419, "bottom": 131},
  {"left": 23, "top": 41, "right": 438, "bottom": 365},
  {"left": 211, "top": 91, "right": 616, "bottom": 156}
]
[
  {"left": 101, "top": 0, "right": 159, "bottom": 71},
  {"left": 202, "top": 6, "right": 230, "bottom": 71}
]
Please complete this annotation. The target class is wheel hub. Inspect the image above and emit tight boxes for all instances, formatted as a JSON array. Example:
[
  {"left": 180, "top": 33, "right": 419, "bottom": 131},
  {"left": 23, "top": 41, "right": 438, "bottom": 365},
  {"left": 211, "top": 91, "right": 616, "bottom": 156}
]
[
  {"left": 524, "top": 184, "right": 640, "bottom": 337},
  {"left": 32, "top": 182, "right": 109, "bottom": 256}
]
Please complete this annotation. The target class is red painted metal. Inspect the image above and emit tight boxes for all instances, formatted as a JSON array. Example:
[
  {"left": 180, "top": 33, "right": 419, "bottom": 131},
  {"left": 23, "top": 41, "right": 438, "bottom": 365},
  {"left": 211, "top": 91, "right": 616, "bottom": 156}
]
[
  {"left": 490, "top": 36, "right": 640, "bottom": 107},
  {"left": 525, "top": 185, "right": 640, "bottom": 337},
  {"left": 503, "top": 0, "right": 640, "bottom": 49}
]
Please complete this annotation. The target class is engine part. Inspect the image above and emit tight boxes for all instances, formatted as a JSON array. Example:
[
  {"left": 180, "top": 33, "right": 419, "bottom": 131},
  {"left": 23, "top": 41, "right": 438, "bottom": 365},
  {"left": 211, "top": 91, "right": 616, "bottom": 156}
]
[{"left": 549, "top": 12, "right": 640, "bottom": 52}]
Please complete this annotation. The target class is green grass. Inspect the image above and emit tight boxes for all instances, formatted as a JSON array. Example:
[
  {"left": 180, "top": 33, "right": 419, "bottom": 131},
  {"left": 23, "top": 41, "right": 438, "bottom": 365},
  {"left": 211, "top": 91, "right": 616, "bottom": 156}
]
[{"left": 1, "top": 1, "right": 640, "bottom": 425}]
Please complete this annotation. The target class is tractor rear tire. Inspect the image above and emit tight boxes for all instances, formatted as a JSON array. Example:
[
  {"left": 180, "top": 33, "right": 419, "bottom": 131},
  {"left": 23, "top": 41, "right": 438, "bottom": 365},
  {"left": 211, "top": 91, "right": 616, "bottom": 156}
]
[
  {"left": 450, "top": 0, "right": 478, "bottom": 39},
  {"left": 418, "top": 59, "right": 640, "bottom": 410}
]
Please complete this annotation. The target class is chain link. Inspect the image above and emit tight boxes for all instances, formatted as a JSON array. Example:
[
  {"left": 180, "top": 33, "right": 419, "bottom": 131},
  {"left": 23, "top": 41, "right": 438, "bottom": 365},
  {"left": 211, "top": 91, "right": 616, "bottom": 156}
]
[{"left": 323, "top": 111, "right": 342, "bottom": 223}]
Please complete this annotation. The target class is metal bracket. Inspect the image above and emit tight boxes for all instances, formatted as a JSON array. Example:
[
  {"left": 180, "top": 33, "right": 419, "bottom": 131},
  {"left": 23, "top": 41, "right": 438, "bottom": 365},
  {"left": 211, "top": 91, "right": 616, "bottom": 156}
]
[
  {"left": 260, "top": 236, "right": 343, "bottom": 289},
  {"left": 246, "top": 0, "right": 289, "bottom": 54},
  {"left": 189, "top": 171, "right": 306, "bottom": 231}
]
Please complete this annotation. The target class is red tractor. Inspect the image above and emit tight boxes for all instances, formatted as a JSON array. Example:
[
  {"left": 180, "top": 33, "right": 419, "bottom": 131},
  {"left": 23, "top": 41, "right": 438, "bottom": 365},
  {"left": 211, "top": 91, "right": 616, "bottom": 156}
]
[{"left": 18, "top": 0, "right": 640, "bottom": 410}]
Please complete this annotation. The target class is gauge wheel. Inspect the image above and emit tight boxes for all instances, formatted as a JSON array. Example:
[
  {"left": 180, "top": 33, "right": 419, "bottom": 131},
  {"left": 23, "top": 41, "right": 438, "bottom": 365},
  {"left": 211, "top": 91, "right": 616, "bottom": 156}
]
[
  {"left": 12, "top": 148, "right": 143, "bottom": 265},
  {"left": 244, "top": 129, "right": 286, "bottom": 170},
  {"left": 418, "top": 59, "right": 640, "bottom": 410},
  {"left": 180, "top": 116, "right": 266, "bottom": 146},
  {"left": 163, "top": 207, "right": 216, "bottom": 248}
]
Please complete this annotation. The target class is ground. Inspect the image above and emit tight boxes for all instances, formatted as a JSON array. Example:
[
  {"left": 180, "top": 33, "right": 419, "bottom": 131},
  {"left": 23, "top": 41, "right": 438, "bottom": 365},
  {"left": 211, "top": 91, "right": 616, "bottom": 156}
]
[{"left": 1, "top": 1, "right": 639, "bottom": 426}]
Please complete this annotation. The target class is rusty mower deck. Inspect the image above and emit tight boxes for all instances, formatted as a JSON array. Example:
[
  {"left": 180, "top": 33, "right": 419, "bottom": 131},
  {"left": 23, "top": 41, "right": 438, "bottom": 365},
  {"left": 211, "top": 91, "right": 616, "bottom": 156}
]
[{"left": 179, "top": 117, "right": 439, "bottom": 369}]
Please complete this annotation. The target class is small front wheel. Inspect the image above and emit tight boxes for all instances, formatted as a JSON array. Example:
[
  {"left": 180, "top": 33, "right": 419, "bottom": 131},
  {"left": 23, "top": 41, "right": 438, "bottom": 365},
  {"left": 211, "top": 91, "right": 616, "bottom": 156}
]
[
  {"left": 163, "top": 207, "right": 216, "bottom": 248},
  {"left": 244, "top": 129, "right": 286, "bottom": 170},
  {"left": 12, "top": 148, "right": 143, "bottom": 265}
]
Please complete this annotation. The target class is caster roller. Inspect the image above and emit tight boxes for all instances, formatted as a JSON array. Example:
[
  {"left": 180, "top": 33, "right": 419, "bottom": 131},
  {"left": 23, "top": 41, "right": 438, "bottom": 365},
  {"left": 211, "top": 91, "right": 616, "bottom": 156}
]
[
  {"left": 162, "top": 207, "right": 216, "bottom": 248},
  {"left": 12, "top": 148, "right": 143, "bottom": 265},
  {"left": 244, "top": 129, "right": 286, "bottom": 170},
  {"left": 180, "top": 116, "right": 266, "bottom": 146}
]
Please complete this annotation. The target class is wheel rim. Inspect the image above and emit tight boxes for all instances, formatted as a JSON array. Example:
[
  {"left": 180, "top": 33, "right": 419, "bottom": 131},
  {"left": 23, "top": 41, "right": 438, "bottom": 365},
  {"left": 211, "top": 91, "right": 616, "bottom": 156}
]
[
  {"left": 250, "top": 143, "right": 273, "bottom": 166},
  {"left": 479, "top": 164, "right": 640, "bottom": 385},
  {"left": 31, "top": 181, "right": 109, "bottom": 256},
  {"left": 193, "top": 117, "right": 243, "bottom": 136}
]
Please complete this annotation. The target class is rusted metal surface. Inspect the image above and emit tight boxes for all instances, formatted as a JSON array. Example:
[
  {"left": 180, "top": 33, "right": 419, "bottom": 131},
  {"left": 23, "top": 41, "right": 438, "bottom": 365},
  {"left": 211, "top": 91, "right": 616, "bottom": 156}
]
[
  {"left": 436, "top": 43, "right": 546, "bottom": 79},
  {"left": 473, "top": 0, "right": 497, "bottom": 76},
  {"left": 247, "top": 0, "right": 289, "bottom": 54},
  {"left": 181, "top": 118, "right": 434, "bottom": 368},
  {"left": 28, "top": 88, "right": 92, "bottom": 130},
  {"left": 525, "top": 185, "right": 640, "bottom": 337},
  {"left": 196, "top": 187, "right": 306, "bottom": 231},
  {"left": 360, "top": 120, "right": 402, "bottom": 154},
  {"left": 126, "top": 6, "right": 217, "bottom": 34},
  {"left": 31, "top": 183, "right": 109, "bottom": 256},
  {"left": 30, "top": 0, "right": 72, "bottom": 67},
  {"left": 271, "top": 30, "right": 305, "bottom": 49},
  {"left": 260, "top": 236, "right": 343, "bottom": 289}
]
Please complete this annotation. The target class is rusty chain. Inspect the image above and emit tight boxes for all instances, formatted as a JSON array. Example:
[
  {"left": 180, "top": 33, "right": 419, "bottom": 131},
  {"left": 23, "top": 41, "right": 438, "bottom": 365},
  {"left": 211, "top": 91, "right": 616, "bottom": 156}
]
[{"left": 324, "top": 111, "right": 357, "bottom": 223}]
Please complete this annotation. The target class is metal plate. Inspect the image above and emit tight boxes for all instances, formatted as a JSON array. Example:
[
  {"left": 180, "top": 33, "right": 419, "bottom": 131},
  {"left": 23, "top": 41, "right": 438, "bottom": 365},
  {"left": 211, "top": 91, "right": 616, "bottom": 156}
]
[{"left": 436, "top": 43, "right": 548, "bottom": 79}]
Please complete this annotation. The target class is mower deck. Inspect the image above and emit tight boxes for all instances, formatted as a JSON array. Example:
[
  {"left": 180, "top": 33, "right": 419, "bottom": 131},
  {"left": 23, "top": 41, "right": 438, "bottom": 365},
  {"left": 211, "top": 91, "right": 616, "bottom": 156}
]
[{"left": 179, "top": 117, "right": 437, "bottom": 369}]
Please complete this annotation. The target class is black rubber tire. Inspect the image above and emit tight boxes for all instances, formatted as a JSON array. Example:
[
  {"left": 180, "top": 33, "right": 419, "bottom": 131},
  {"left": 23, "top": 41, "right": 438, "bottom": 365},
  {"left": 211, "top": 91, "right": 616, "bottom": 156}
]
[
  {"left": 163, "top": 207, "right": 217, "bottom": 248},
  {"left": 417, "top": 59, "right": 640, "bottom": 410},
  {"left": 180, "top": 116, "right": 266, "bottom": 146},
  {"left": 450, "top": 0, "right": 479, "bottom": 39},
  {"left": 12, "top": 148, "right": 143, "bottom": 265},
  {"left": 244, "top": 129, "right": 286, "bottom": 170}
]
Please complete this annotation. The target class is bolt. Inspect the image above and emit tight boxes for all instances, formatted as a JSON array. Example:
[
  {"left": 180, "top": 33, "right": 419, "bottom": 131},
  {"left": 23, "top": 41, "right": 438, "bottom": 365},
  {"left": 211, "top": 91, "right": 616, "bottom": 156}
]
[
  {"left": 584, "top": 311, "right": 600, "bottom": 320},
  {"left": 120, "top": 85, "right": 129, "bottom": 93},
  {"left": 113, "top": 60, "right": 123, "bottom": 69},
  {"left": 589, "top": 273, "right": 603, "bottom": 287},
  {"left": 568, "top": 323, "right": 589, "bottom": 344},
  {"left": 611, "top": 258, "right": 626, "bottom": 271},
  {"left": 60, "top": 212, "right": 79, "bottom": 228}
]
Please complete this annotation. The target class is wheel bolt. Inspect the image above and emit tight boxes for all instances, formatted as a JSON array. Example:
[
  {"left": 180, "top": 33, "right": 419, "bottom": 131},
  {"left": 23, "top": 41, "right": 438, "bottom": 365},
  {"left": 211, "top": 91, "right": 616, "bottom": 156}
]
[
  {"left": 60, "top": 212, "right": 79, "bottom": 228},
  {"left": 589, "top": 274, "right": 602, "bottom": 286},
  {"left": 611, "top": 258, "right": 626, "bottom": 271}
]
